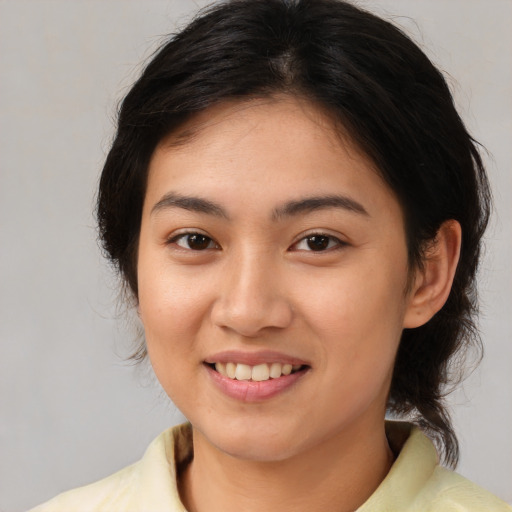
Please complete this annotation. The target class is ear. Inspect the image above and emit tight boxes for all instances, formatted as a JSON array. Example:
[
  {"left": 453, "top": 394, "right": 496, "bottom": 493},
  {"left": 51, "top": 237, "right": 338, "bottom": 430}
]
[{"left": 403, "top": 220, "right": 462, "bottom": 329}]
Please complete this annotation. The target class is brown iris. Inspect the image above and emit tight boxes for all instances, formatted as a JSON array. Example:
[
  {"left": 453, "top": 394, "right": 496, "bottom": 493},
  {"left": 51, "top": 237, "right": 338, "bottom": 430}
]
[
  {"left": 186, "top": 234, "right": 212, "bottom": 250},
  {"left": 306, "top": 235, "right": 330, "bottom": 251}
]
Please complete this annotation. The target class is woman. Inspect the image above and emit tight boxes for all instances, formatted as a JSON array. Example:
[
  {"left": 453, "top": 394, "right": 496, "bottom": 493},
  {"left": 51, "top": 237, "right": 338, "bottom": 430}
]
[{"left": 31, "top": 0, "right": 511, "bottom": 510}]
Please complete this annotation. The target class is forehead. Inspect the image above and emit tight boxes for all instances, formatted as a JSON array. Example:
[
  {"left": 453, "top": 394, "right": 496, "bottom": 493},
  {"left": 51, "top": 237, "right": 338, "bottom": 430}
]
[
  {"left": 145, "top": 95, "right": 399, "bottom": 220},
  {"left": 162, "top": 96, "right": 344, "bottom": 150}
]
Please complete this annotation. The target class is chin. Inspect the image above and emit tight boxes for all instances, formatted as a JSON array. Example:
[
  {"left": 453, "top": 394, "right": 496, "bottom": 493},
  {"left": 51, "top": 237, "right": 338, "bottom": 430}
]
[
  {"left": 218, "top": 436, "right": 302, "bottom": 462},
  {"left": 194, "top": 417, "right": 308, "bottom": 462}
]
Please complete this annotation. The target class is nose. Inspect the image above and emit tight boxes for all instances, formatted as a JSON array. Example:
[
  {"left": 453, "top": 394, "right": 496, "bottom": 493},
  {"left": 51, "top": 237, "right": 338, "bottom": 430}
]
[{"left": 210, "top": 251, "right": 293, "bottom": 337}]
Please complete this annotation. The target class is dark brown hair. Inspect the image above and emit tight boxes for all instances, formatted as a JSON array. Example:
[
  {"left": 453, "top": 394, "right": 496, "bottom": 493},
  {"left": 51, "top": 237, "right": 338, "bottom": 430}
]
[{"left": 97, "top": 0, "right": 491, "bottom": 467}]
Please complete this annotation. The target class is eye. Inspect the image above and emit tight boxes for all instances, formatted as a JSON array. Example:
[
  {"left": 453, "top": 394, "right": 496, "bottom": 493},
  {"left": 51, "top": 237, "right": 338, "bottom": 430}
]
[
  {"left": 292, "top": 234, "right": 344, "bottom": 252},
  {"left": 169, "top": 232, "right": 218, "bottom": 251}
]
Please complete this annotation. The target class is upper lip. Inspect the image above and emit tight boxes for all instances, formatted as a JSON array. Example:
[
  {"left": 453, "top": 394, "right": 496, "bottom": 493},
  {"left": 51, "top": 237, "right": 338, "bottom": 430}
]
[{"left": 204, "top": 349, "right": 310, "bottom": 367}]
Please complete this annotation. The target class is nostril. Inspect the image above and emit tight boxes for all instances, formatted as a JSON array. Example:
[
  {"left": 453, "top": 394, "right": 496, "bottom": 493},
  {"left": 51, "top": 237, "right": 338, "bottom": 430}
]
[{"left": 210, "top": 289, "right": 294, "bottom": 336}]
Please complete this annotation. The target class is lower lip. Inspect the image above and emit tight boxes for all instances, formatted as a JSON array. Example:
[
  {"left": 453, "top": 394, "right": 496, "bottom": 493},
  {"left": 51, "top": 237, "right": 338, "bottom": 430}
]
[{"left": 205, "top": 364, "right": 307, "bottom": 402}]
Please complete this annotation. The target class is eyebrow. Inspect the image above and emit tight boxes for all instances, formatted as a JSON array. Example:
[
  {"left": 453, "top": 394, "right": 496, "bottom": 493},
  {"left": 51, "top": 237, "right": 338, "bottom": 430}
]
[
  {"left": 271, "top": 195, "right": 369, "bottom": 220},
  {"left": 151, "top": 193, "right": 229, "bottom": 219},
  {"left": 151, "top": 192, "right": 369, "bottom": 220}
]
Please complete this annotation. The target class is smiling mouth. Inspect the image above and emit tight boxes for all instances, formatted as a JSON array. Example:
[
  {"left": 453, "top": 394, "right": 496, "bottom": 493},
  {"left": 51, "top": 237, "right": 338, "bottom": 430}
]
[{"left": 207, "top": 362, "right": 308, "bottom": 382}]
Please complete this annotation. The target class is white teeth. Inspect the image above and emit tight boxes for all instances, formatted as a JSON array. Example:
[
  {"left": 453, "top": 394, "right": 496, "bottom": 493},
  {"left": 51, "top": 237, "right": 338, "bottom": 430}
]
[
  {"left": 234, "top": 363, "right": 252, "bottom": 381},
  {"left": 282, "top": 364, "right": 292, "bottom": 376},
  {"left": 269, "top": 362, "right": 282, "bottom": 379},
  {"left": 226, "top": 362, "right": 236, "bottom": 379},
  {"left": 251, "top": 363, "right": 270, "bottom": 382},
  {"left": 214, "top": 361, "right": 303, "bottom": 381},
  {"left": 215, "top": 362, "right": 227, "bottom": 376}
]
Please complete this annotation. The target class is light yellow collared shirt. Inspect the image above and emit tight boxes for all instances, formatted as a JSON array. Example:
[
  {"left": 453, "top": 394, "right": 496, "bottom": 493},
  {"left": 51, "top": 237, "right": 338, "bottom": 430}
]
[{"left": 30, "top": 422, "right": 511, "bottom": 511}]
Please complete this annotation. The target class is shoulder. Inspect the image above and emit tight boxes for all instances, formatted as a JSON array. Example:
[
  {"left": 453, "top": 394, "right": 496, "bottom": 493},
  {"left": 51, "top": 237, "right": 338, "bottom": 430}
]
[
  {"left": 28, "top": 462, "right": 139, "bottom": 512},
  {"left": 28, "top": 424, "right": 192, "bottom": 512},
  {"left": 413, "top": 465, "right": 512, "bottom": 511},
  {"left": 358, "top": 422, "right": 511, "bottom": 512}
]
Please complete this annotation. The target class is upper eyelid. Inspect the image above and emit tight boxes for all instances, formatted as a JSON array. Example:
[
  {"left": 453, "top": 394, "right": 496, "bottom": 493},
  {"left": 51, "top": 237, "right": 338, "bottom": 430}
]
[
  {"left": 289, "top": 232, "right": 347, "bottom": 252},
  {"left": 291, "top": 229, "right": 346, "bottom": 244},
  {"left": 166, "top": 228, "right": 213, "bottom": 241},
  {"left": 166, "top": 230, "right": 220, "bottom": 249},
  {"left": 165, "top": 229, "right": 346, "bottom": 247}
]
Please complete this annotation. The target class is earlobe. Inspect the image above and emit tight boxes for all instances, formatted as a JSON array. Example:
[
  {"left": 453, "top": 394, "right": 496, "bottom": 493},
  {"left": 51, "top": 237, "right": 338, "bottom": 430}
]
[{"left": 403, "top": 220, "right": 462, "bottom": 329}]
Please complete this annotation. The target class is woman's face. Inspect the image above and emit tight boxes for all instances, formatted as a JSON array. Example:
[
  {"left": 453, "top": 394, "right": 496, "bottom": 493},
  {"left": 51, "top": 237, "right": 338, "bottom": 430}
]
[{"left": 138, "top": 97, "right": 416, "bottom": 461}]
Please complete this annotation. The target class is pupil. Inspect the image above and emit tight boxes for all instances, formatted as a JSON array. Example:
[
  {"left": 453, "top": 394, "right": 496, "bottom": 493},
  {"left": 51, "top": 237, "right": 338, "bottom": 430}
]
[
  {"left": 307, "top": 235, "right": 329, "bottom": 251},
  {"left": 188, "top": 234, "right": 210, "bottom": 250}
]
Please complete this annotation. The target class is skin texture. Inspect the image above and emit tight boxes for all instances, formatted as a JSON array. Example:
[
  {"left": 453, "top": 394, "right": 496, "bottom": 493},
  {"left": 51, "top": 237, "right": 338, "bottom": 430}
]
[{"left": 137, "top": 96, "right": 461, "bottom": 512}]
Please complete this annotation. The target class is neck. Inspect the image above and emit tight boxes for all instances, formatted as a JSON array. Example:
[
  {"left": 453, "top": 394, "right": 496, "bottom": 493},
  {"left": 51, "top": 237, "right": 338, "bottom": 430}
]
[{"left": 179, "top": 419, "right": 394, "bottom": 512}]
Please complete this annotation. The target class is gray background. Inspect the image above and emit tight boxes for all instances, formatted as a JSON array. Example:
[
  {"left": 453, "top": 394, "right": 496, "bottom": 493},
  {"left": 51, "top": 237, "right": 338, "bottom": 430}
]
[{"left": 0, "top": 1, "right": 510, "bottom": 510}]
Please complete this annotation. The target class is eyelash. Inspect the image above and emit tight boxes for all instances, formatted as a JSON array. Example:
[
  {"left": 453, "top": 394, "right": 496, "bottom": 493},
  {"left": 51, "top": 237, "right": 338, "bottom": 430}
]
[
  {"left": 166, "top": 231, "right": 346, "bottom": 253},
  {"left": 291, "top": 233, "right": 346, "bottom": 252},
  {"left": 167, "top": 231, "right": 219, "bottom": 251}
]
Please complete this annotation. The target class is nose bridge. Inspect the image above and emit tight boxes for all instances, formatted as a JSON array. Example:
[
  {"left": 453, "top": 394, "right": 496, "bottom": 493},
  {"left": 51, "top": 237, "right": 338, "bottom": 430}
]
[{"left": 211, "top": 246, "right": 292, "bottom": 336}]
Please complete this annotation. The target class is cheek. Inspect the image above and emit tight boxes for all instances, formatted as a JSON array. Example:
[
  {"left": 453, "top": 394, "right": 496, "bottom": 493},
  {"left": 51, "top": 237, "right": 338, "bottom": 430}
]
[
  {"left": 299, "top": 260, "right": 408, "bottom": 376},
  {"left": 136, "top": 249, "right": 211, "bottom": 376},
  {"left": 139, "top": 278, "right": 205, "bottom": 350},
  {"left": 138, "top": 275, "right": 206, "bottom": 407},
  {"left": 303, "top": 266, "right": 406, "bottom": 334}
]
